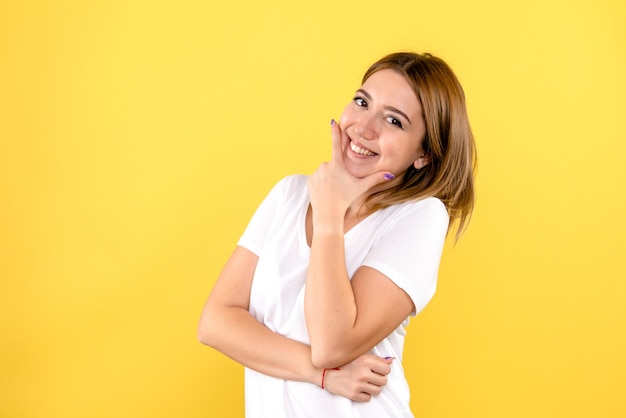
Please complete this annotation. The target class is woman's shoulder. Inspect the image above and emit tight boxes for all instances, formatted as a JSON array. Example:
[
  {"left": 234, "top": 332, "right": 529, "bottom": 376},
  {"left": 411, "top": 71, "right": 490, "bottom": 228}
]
[
  {"left": 415, "top": 196, "right": 447, "bottom": 214},
  {"left": 281, "top": 174, "right": 309, "bottom": 188},
  {"left": 394, "top": 196, "right": 447, "bottom": 216},
  {"left": 273, "top": 174, "right": 308, "bottom": 194},
  {"left": 381, "top": 196, "right": 449, "bottom": 229},
  {"left": 265, "top": 174, "right": 309, "bottom": 205}
]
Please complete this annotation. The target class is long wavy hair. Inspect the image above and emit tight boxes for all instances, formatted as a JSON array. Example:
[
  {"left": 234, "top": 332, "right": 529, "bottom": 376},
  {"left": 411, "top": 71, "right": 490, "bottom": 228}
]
[{"left": 364, "top": 52, "right": 477, "bottom": 239}]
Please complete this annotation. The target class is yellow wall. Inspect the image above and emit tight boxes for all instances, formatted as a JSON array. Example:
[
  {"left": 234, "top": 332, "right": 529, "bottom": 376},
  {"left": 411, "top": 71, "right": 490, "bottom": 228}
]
[{"left": 1, "top": 0, "right": 624, "bottom": 417}]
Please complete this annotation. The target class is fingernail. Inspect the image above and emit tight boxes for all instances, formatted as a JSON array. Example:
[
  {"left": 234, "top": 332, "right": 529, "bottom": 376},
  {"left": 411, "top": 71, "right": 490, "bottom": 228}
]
[
  {"left": 330, "top": 118, "right": 335, "bottom": 126},
  {"left": 384, "top": 356, "right": 396, "bottom": 360},
  {"left": 384, "top": 173, "right": 395, "bottom": 180}
]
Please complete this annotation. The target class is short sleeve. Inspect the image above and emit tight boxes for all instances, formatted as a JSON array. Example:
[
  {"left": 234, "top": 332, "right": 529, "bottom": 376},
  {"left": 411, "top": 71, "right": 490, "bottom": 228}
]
[
  {"left": 237, "top": 177, "right": 288, "bottom": 256},
  {"left": 361, "top": 198, "right": 449, "bottom": 316}
]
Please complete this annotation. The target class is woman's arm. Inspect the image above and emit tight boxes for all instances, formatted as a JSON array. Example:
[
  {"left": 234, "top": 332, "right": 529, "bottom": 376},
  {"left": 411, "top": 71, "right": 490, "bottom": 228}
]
[
  {"left": 198, "top": 245, "right": 318, "bottom": 383},
  {"left": 305, "top": 121, "right": 438, "bottom": 368},
  {"left": 198, "top": 245, "right": 393, "bottom": 399},
  {"left": 305, "top": 237, "right": 415, "bottom": 368}
]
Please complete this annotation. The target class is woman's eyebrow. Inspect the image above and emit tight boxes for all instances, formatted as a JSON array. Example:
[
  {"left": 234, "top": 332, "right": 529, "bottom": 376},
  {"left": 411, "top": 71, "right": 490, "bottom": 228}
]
[{"left": 356, "top": 88, "right": 412, "bottom": 125}]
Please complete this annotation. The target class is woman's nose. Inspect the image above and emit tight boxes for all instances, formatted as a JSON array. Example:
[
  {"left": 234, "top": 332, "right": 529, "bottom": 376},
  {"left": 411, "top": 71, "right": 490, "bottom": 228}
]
[{"left": 354, "top": 117, "right": 377, "bottom": 140}]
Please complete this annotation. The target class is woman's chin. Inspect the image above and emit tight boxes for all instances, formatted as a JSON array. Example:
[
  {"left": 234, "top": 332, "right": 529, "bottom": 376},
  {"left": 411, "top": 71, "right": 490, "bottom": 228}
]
[
  {"left": 344, "top": 167, "right": 371, "bottom": 180},
  {"left": 343, "top": 159, "right": 376, "bottom": 179}
]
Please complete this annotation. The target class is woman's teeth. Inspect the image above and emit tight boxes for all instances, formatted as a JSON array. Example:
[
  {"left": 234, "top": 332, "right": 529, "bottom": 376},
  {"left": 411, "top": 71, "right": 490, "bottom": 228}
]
[{"left": 350, "top": 141, "right": 377, "bottom": 156}]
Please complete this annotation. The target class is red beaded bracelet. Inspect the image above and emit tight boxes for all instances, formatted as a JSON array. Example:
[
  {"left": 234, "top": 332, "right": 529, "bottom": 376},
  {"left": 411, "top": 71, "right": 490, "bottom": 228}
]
[{"left": 321, "top": 367, "right": 340, "bottom": 389}]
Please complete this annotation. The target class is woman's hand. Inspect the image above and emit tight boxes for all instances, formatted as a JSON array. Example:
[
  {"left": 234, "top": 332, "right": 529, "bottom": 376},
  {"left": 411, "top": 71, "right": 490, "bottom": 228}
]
[
  {"left": 322, "top": 354, "right": 394, "bottom": 402},
  {"left": 307, "top": 120, "right": 393, "bottom": 226}
]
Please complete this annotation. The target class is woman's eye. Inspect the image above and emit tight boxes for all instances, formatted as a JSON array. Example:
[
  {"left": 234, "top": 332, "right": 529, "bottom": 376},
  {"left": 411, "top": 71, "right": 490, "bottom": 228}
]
[
  {"left": 386, "top": 116, "right": 403, "bottom": 129},
  {"left": 353, "top": 97, "right": 367, "bottom": 107}
]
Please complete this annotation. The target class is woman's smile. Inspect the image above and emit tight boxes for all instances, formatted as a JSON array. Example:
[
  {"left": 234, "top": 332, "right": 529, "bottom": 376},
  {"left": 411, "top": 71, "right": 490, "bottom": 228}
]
[{"left": 348, "top": 139, "right": 378, "bottom": 157}]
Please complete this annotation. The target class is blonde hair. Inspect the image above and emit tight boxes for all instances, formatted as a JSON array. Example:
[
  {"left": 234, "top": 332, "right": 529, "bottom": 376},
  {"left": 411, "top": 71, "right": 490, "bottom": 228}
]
[{"left": 364, "top": 52, "right": 476, "bottom": 240}]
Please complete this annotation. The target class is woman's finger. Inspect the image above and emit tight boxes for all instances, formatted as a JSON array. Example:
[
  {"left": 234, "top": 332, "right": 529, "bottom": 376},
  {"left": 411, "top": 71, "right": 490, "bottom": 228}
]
[
  {"left": 330, "top": 118, "right": 346, "bottom": 168},
  {"left": 370, "top": 356, "right": 393, "bottom": 376},
  {"left": 367, "top": 372, "right": 388, "bottom": 387},
  {"left": 358, "top": 169, "right": 396, "bottom": 193}
]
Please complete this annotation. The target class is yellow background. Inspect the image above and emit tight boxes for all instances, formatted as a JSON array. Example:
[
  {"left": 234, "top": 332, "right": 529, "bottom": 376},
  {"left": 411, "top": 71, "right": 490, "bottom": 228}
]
[{"left": 1, "top": 0, "right": 625, "bottom": 417}]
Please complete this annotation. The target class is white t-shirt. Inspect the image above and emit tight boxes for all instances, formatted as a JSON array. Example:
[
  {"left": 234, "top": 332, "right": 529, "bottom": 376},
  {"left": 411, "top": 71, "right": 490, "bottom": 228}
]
[{"left": 238, "top": 175, "right": 448, "bottom": 418}]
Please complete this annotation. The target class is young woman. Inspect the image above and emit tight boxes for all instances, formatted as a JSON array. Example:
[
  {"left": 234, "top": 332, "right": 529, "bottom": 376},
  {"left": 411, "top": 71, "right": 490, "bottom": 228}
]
[{"left": 198, "top": 52, "right": 476, "bottom": 417}]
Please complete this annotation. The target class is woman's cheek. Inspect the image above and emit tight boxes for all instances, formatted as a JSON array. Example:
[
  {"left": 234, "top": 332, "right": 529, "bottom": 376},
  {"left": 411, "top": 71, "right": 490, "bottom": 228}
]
[{"left": 338, "top": 104, "right": 353, "bottom": 128}]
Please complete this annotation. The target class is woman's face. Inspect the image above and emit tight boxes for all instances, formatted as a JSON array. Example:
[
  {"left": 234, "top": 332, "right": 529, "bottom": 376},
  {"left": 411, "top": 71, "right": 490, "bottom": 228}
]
[{"left": 338, "top": 69, "right": 428, "bottom": 180}]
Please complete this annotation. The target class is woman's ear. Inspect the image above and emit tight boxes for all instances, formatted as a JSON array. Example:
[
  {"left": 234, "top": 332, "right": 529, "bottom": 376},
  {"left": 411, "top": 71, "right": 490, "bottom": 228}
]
[{"left": 413, "top": 153, "right": 431, "bottom": 170}]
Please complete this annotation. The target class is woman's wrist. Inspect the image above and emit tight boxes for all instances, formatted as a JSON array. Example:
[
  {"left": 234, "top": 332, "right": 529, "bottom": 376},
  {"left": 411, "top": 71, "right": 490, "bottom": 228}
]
[
  {"left": 305, "top": 366, "right": 325, "bottom": 387},
  {"left": 312, "top": 213, "right": 344, "bottom": 233},
  {"left": 321, "top": 367, "right": 341, "bottom": 389}
]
